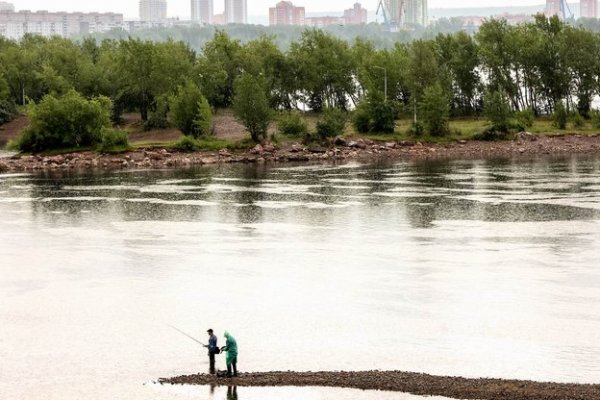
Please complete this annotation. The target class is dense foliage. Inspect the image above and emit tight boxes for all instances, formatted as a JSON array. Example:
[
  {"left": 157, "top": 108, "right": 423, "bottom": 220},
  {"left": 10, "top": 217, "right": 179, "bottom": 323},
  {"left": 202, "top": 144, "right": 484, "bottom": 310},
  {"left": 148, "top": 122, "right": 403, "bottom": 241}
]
[
  {"left": 16, "top": 90, "right": 111, "bottom": 152},
  {"left": 233, "top": 73, "right": 272, "bottom": 143},
  {"left": 3, "top": 14, "right": 600, "bottom": 149},
  {"left": 169, "top": 81, "right": 212, "bottom": 137}
]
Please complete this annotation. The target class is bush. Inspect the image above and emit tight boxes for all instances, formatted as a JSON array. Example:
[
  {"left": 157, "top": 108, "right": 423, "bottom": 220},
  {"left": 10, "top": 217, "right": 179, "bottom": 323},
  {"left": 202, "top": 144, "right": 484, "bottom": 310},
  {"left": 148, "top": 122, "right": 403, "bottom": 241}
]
[
  {"left": 408, "top": 121, "right": 425, "bottom": 137},
  {"left": 514, "top": 107, "right": 534, "bottom": 129},
  {"left": 173, "top": 136, "right": 201, "bottom": 152},
  {"left": 316, "top": 108, "right": 347, "bottom": 139},
  {"left": 195, "top": 96, "right": 213, "bottom": 137},
  {"left": 145, "top": 96, "right": 170, "bottom": 131},
  {"left": 97, "top": 128, "right": 129, "bottom": 152},
  {"left": 352, "top": 92, "right": 395, "bottom": 134},
  {"left": 484, "top": 90, "right": 512, "bottom": 133},
  {"left": 278, "top": 111, "right": 308, "bottom": 137},
  {"left": 0, "top": 99, "right": 17, "bottom": 125},
  {"left": 419, "top": 83, "right": 450, "bottom": 136},
  {"left": 591, "top": 110, "right": 600, "bottom": 129},
  {"left": 169, "top": 81, "right": 212, "bottom": 138},
  {"left": 233, "top": 73, "right": 272, "bottom": 143},
  {"left": 352, "top": 104, "right": 371, "bottom": 134},
  {"left": 553, "top": 101, "right": 568, "bottom": 130},
  {"left": 16, "top": 90, "right": 111, "bottom": 152},
  {"left": 571, "top": 112, "right": 585, "bottom": 128}
]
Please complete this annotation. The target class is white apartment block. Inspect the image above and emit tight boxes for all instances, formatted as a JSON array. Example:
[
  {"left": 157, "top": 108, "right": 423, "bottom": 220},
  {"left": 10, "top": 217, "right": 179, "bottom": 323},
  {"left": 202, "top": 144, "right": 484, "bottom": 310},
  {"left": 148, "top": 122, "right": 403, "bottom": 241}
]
[
  {"left": 225, "top": 0, "right": 247, "bottom": 24},
  {"left": 0, "top": 2, "right": 14, "bottom": 12},
  {"left": 139, "top": 0, "right": 167, "bottom": 22},
  {"left": 0, "top": 10, "right": 123, "bottom": 40},
  {"left": 191, "top": 0, "right": 213, "bottom": 24}
]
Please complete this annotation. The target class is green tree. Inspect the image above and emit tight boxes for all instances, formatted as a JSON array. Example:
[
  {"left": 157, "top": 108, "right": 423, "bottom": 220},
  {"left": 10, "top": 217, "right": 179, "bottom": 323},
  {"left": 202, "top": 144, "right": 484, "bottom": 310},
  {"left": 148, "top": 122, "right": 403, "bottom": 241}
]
[
  {"left": 317, "top": 108, "right": 347, "bottom": 139},
  {"left": 289, "top": 30, "right": 356, "bottom": 111},
  {"left": 484, "top": 90, "right": 513, "bottom": 132},
  {"left": 233, "top": 73, "right": 272, "bottom": 143},
  {"left": 553, "top": 101, "right": 568, "bottom": 129},
  {"left": 353, "top": 91, "right": 395, "bottom": 134},
  {"left": 16, "top": 90, "right": 111, "bottom": 152},
  {"left": 408, "top": 40, "right": 440, "bottom": 123},
  {"left": 115, "top": 38, "right": 194, "bottom": 121},
  {"left": 169, "top": 81, "right": 212, "bottom": 137},
  {"left": 199, "top": 31, "right": 242, "bottom": 108},
  {"left": 419, "top": 83, "right": 450, "bottom": 136}
]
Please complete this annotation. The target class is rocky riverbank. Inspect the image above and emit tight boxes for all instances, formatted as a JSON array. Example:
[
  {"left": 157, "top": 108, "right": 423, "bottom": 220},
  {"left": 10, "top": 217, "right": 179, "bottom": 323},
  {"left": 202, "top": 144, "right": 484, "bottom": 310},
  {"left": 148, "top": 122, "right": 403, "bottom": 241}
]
[
  {"left": 160, "top": 370, "right": 600, "bottom": 400},
  {"left": 2, "top": 133, "right": 600, "bottom": 173}
]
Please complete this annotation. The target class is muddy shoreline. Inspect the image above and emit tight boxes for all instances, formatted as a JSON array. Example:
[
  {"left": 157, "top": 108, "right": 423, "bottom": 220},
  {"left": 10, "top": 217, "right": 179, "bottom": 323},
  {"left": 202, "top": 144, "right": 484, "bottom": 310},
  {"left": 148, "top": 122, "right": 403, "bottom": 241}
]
[
  {"left": 2, "top": 133, "right": 600, "bottom": 173},
  {"left": 160, "top": 370, "right": 600, "bottom": 400}
]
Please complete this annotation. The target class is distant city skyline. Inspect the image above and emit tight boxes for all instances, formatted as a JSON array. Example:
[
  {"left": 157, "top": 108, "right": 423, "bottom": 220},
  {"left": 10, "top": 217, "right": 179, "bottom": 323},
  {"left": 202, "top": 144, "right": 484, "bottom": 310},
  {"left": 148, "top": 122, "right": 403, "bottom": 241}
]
[{"left": 7, "top": 0, "right": 552, "bottom": 18}]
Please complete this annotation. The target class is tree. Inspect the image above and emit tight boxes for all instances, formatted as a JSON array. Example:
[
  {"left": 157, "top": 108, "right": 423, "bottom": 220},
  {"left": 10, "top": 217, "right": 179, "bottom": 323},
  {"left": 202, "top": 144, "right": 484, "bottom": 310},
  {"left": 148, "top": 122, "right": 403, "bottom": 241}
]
[
  {"left": 115, "top": 38, "right": 194, "bottom": 121},
  {"left": 408, "top": 40, "right": 440, "bottom": 123},
  {"left": 419, "top": 84, "right": 450, "bottom": 136},
  {"left": 317, "top": 108, "right": 347, "bottom": 139},
  {"left": 289, "top": 30, "right": 356, "bottom": 111},
  {"left": 199, "top": 31, "right": 242, "bottom": 108},
  {"left": 484, "top": 90, "right": 513, "bottom": 132},
  {"left": 353, "top": 91, "right": 395, "bottom": 134},
  {"left": 553, "top": 101, "right": 568, "bottom": 129},
  {"left": 169, "top": 81, "right": 212, "bottom": 137},
  {"left": 16, "top": 90, "right": 111, "bottom": 152},
  {"left": 233, "top": 73, "right": 272, "bottom": 143}
]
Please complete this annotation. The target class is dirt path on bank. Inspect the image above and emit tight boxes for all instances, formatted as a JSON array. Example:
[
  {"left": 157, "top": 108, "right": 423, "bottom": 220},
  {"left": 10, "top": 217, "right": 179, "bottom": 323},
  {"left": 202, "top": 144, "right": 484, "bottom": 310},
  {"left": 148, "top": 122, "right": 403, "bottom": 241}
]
[
  {"left": 160, "top": 371, "right": 600, "bottom": 400},
  {"left": 0, "top": 115, "right": 28, "bottom": 146}
]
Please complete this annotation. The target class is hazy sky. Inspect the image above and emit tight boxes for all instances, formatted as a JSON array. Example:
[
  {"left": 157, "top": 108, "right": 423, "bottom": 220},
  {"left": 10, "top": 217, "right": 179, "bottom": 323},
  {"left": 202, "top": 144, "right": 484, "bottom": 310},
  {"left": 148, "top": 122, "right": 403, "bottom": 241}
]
[{"left": 11, "top": 0, "right": 546, "bottom": 18}]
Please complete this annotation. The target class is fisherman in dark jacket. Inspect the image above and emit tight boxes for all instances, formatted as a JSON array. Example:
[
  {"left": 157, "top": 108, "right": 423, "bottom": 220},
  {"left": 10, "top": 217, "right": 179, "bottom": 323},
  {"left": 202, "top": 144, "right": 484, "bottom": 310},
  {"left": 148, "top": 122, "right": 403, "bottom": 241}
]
[{"left": 204, "top": 329, "right": 218, "bottom": 374}]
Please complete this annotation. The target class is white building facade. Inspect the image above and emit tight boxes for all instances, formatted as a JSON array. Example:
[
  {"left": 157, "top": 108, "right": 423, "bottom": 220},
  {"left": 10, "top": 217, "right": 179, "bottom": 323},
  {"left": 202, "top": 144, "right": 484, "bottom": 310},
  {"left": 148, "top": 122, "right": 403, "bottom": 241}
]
[
  {"left": 191, "top": 0, "right": 213, "bottom": 24},
  {"left": 139, "top": 0, "right": 167, "bottom": 22},
  {"left": 224, "top": 0, "right": 247, "bottom": 24},
  {"left": 0, "top": 10, "right": 123, "bottom": 40},
  {"left": 0, "top": 2, "right": 14, "bottom": 12}
]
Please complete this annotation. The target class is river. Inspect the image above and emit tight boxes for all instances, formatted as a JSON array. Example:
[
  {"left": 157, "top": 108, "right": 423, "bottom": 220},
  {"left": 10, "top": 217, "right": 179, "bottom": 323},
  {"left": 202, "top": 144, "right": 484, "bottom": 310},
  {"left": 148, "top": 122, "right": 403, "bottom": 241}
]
[{"left": 1, "top": 157, "right": 599, "bottom": 400}]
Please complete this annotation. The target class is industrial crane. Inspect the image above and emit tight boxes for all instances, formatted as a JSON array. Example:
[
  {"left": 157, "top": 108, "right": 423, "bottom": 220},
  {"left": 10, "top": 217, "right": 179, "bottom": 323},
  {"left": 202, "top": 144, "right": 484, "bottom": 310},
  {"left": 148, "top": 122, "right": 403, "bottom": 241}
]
[
  {"left": 376, "top": 0, "right": 406, "bottom": 29},
  {"left": 547, "top": 0, "right": 574, "bottom": 20}
]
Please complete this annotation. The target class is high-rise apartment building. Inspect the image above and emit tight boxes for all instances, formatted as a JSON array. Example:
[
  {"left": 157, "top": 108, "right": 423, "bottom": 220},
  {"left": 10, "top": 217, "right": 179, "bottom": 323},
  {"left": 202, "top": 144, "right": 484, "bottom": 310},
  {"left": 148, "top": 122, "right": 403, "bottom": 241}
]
[
  {"left": 191, "top": 0, "right": 213, "bottom": 24},
  {"left": 344, "top": 3, "right": 368, "bottom": 25},
  {"left": 405, "top": 0, "right": 427, "bottom": 26},
  {"left": 581, "top": 0, "right": 598, "bottom": 18},
  {"left": 0, "top": 10, "right": 123, "bottom": 40},
  {"left": 225, "top": 0, "right": 247, "bottom": 24},
  {"left": 0, "top": 2, "right": 14, "bottom": 12},
  {"left": 269, "top": 1, "right": 305, "bottom": 26},
  {"left": 139, "top": 0, "right": 167, "bottom": 22}
]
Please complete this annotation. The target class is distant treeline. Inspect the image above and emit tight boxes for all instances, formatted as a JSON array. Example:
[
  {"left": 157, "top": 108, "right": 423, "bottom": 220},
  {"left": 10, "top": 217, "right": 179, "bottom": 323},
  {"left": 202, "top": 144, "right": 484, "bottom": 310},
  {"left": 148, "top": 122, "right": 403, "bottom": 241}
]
[
  {"left": 77, "top": 19, "right": 472, "bottom": 51},
  {"left": 1, "top": 14, "right": 600, "bottom": 129},
  {"left": 81, "top": 17, "right": 600, "bottom": 51}
]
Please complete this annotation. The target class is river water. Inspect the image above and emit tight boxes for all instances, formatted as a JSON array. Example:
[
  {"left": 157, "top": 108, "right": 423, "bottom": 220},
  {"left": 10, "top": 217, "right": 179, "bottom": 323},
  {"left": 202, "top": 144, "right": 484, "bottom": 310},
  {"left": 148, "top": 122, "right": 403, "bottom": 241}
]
[{"left": 1, "top": 157, "right": 600, "bottom": 400}]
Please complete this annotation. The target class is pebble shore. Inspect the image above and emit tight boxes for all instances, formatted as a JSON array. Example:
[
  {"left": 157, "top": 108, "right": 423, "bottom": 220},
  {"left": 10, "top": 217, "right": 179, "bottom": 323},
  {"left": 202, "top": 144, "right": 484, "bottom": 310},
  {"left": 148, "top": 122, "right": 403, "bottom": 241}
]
[
  {"left": 2, "top": 133, "right": 600, "bottom": 173},
  {"left": 160, "top": 370, "right": 600, "bottom": 400}
]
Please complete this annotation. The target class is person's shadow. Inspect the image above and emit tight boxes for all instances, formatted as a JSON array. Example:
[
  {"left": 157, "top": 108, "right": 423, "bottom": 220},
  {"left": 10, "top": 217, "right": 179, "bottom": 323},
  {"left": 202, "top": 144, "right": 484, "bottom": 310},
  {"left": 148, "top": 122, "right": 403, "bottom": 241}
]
[{"left": 226, "top": 386, "right": 238, "bottom": 400}]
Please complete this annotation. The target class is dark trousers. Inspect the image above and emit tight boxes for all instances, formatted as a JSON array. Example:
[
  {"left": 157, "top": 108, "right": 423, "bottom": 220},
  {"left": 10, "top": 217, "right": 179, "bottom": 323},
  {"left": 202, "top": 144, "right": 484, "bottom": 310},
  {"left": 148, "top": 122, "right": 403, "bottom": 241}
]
[
  {"left": 226, "top": 356, "right": 237, "bottom": 376},
  {"left": 209, "top": 352, "right": 216, "bottom": 374}
]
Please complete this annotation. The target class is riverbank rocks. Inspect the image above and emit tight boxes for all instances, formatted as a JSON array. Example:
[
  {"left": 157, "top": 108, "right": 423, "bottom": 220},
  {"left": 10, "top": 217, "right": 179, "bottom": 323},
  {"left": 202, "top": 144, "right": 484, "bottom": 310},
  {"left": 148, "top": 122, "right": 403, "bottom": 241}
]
[
  {"left": 160, "top": 371, "right": 600, "bottom": 400},
  {"left": 517, "top": 131, "right": 538, "bottom": 142},
  {"left": 2, "top": 134, "right": 600, "bottom": 173},
  {"left": 250, "top": 144, "right": 263, "bottom": 154}
]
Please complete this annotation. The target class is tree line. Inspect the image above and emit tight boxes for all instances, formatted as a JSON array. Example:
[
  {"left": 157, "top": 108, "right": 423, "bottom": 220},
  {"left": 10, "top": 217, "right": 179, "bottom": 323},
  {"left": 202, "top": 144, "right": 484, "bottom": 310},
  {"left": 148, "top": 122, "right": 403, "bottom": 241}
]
[{"left": 1, "top": 14, "right": 600, "bottom": 151}]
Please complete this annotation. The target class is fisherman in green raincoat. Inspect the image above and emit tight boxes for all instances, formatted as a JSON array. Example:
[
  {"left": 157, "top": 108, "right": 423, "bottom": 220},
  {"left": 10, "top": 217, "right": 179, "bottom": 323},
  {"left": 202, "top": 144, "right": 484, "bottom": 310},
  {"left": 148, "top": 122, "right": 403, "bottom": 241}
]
[{"left": 220, "top": 331, "right": 238, "bottom": 377}]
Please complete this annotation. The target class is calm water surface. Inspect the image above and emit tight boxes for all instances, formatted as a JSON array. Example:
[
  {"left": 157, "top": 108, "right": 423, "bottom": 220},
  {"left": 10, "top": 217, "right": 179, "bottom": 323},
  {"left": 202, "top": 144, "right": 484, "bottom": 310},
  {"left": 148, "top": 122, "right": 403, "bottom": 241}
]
[{"left": 1, "top": 158, "right": 600, "bottom": 400}]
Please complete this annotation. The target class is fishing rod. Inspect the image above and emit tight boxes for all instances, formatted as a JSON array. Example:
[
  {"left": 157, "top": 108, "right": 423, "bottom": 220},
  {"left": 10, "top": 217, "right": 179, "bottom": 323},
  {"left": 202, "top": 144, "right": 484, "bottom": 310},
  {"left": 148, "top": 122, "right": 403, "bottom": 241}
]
[{"left": 167, "top": 324, "right": 207, "bottom": 347}]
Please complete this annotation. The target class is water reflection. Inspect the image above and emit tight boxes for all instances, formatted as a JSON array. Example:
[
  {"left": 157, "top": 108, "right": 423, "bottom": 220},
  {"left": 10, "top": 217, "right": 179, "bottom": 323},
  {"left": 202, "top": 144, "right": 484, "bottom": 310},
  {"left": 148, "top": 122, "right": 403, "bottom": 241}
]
[
  {"left": 1, "top": 157, "right": 600, "bottom": 400},
  {"left": 227, "top": 386, "right": 238, "bottom": 400}
]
